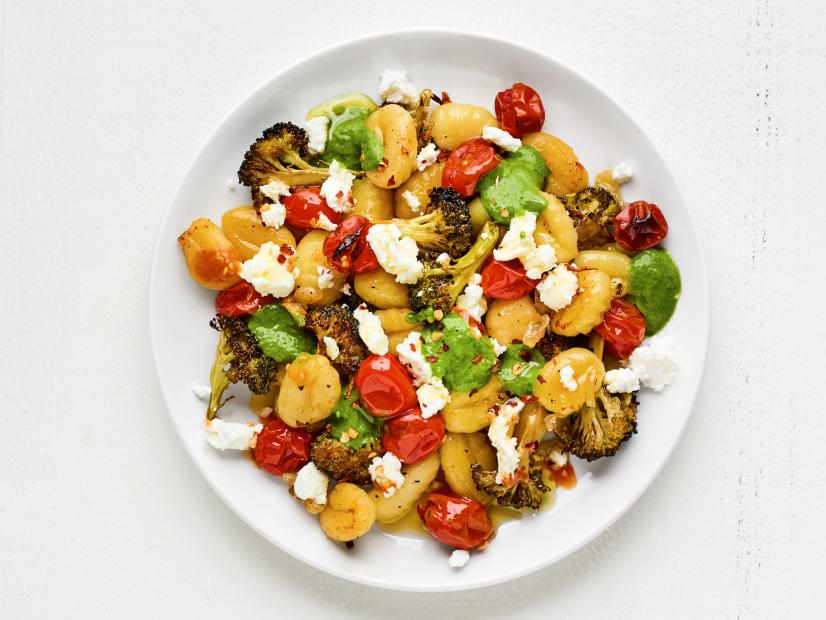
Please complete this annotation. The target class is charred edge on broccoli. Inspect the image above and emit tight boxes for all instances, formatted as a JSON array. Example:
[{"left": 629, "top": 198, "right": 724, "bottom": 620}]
[
  {"left": 304, "top": 304, "right": 367, "bottom": 377},
  {"left": 470, "top": 444, "right": 555, "bottom": 510},
  {"left": 560, "top": 186, "right": 622, "bottom": 250},
  {"left": 385, "top": 187, "right": 472, "bottom": 258},
  {"left": 554, "top": 389, "right": 638, "bottom": 461},
  {"left": 310, "top": 435, "right": 384, "bottom": 485}
]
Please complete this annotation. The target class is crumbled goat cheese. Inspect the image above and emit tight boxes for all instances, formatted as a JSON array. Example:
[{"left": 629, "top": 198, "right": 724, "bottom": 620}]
[
  {"left": 239, "top": 241, "right": 297, "bottom": 298},
  {"left": 320, "top": 160, "right": 355, "bottom": 213},
  {"left": 353, "top": 304, "right": 389, "bottom": 355},
  {"left": 260, "top": 201, "right": 286, "bottom": 229},
  {"left": 401, "top": 189, "right": 421, "bottom": 213},
  {"left": 559, "top": 365, "right": 578, "bottom": 391},
  {"left": 260, "top": 178, "right": 292, "bottom": 203},
  {"left": 629, "top": 335, "right": 677, "bottom": 391},
  {"left": 396, "top": 332, "right": 433, "bottom": 384},
  {"left": 490, "top": 338, "right": 508, "bottom": 357},
  {"left": 493, "top": 212, "right": 557, "bottom": 279},
  {"left": 416, "top": 142, "right": 440, "bottom": 171},
  {"left": 293, "top": 462, "right": 328, "bottom": 505},
  {"left": 537, "top": 264, "right": 579, "bottom": 310},
  {"left": 489, "top": 398, "right": 525, "bottom": 484},
  {"left": 366, "top": 223, "right": 424, "bottom": 284},
  {"left": 339, "top": 282, "right": 352, "bottom": 295},
  {"left": 317, "top": 266, "right": 334, "bottom": 289},
  {"left": 323, "top": 336, "right": 340, "bottom": 361},
  {"left": 611, "top": 161, "right": 633, "bottom": 183},
  {"left": 548, "top": 449, "right": 568, "bottom": 468},
  {"left": 313, "top": 212, "right": 338, "bottom": 232},
  {"left": 455, "top": 273, "right": 487, "bottom": 322},
  {"left": 435, "top": 252, "right": 451, "bottom": 267},
  {"left": 378, "top": 69, "right": 418, "bottom": 107},
  {"left": 204, "top": 419, "right": 262, "bottom": 451},
  {"left": 604, "top": 367, "right": 641, "bottom": 394},
  {"left": 417, "top": 378, "right": 450, "bottom": 419},
  {"left": 448, "top": 550, "right": 471, "bottom": 568},
  {"left": 227, "top": 180, "right": 238, "bottom": 191},
  {"left": 191, "top": 381, "right": 211, "bottom": 401},
  {"left": 305, "top": 116, "right": 330, "bottom": 155},
  {"left": 369, "top": 452, "right": 405, "bottom": 498},
  {"left": 482, "top": 125, "right": 521, "bottom": 152}
]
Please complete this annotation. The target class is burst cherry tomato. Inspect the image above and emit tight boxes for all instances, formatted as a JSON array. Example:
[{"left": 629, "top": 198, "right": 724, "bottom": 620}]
[
  {"left": 253, "top": 420, "right": 313, "bottom": 476},
  {"left": 594, "top": 298, "right": 647, "bottom": 360},
  {"left": 480, "top": 257, "right": 540, "bottom": 300},
  {"left": 417, "top": 492, "right": 494, "bottom": 550},
  {"left": 354, "top": 354, "right": 417, "bottom": 419},
  {"left": 612, "top": 201, "right": 669, "bottom": 251},
  {"left": 382, "top": 409, "right": 445, "bottom": 464},
  {"left": 281, "top": 186, "right": 343, "bottom": 230},
  {"left": 494, "top": 83, "right": 545, "bottom": 138},
  {"left": 322, "top": 215, "right": 379, "bottom": 274},
  {"left": 215, "top": 280, "right": 274, "bottom": 316},
  {"left": 441, "top": 138, "right": 501, "bottom": 197}
]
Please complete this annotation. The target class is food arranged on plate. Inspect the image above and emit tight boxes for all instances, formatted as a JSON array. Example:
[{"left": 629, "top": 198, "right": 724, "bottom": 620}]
[{"left": 179, "top": 70, "right": 681, "bottom": 568}]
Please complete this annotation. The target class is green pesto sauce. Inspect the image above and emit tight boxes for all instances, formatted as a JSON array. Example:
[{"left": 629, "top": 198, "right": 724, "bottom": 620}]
[
  {"left": 247, "top": 304, "right": 316, "bottom": 363},
  {"left": 322, "top": 106, "right": 383, "bottom": 171},
  {"left": 421, "top": 313, "right": 496, "bottom": 393},
  {"left": 498, "top": 344, "right": 545, "bottom": 396},
  {"left": 477, "top": 145, "right": 550, "bottom": 224},
  {"left": 628, "top": 248, "right": 682, "bottom": 335},
  {"left": 328, "top": 387, "right": 383, "bottom": 449}
]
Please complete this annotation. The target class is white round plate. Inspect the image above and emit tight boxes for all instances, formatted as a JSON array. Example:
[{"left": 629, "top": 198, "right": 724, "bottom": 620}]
[{"left": 150, "top": 29, "right": 709, "bottom": 591}]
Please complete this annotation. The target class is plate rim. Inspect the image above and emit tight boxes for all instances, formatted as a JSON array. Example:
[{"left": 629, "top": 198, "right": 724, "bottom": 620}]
[{"left": 148, "top": 27, "right": 710, "bottom": 592}]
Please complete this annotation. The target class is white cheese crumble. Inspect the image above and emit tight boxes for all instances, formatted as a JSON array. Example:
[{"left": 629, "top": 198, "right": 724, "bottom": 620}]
[
  {"left": 537, "top": 264, "right": 579, "bottom": 310},
  {"left": 239, "top": 241, "right": 297, "bottom": 298},
  {"left": 353, "top": 304, "right": 389, "bottom": 355},
  {"left": 313, "top": 212, "right": 338, "bottom": 232},
  {"left": 604, "top": 367, "right": 641, "bottom": 393},
  {"left": 401, "top": 189, "right": 421, "bottom": 213},
  {"left": 493, "top": 212, "right": 557, "bottom": 279},
  {"left": 489, "top": 398, "right": 524, "bottom": 484},
  {"left": 293, "top": 461, "right": 328, "bottom": 505},
  {"left": 191, "top": 381, "right": 211, "bottom": 401},
  {"left": 490, "top": 338, "right": 507, "bottom": 357},
  {"left": 227, "top": 180, "right": 237, "bottom": 191},
  {"left": 611, "top": 161, "right": 633, "bottom": 184},
  {"left": 305, "top": 116, "right": 330, "bottom": 155},
  {"left": 204, "top": 419, "right": 262, "bottom": 451},
  {"left": 365, "top": 223, "right": 424, "bottom": 284},
  {"left": 548, "top": 449, "right": 568, "bottom": 468},
  {"left": 559, "top": 365, "right": 578, "bottom": 391},
  {"left": 396, "top": 332, "right": 434, "bottom": 384},
  {"left": 369, "top": 452, "right": 405, "bottom": 498},
  {"left": 417, "top": 378, "right": 450, "bottom": 419},
  {"left": 435, "top": 252, "right": 451, "bottom": 267},
  {"left": 448, "top": 549, "right": 470, "bottom": 568},
  {"left": 339, "top": 282, "right": 352, "bottom": 295},
  {"left": 378, "top": 69, "right": 418, "bottom": 107},
  {"left": 455, "top": 273, "right": 487, "bottom": 322},
  {"left": 604, "top": 335, "right": 677, "bottom": 393},
  {"left": 320, "top": 160, "right": 355, "bottom": 213},
  {"left": 322, "top": 336, "right": 340, "bottom": 361},
  {"left": 260, "top": 202, "right": 286, "bottom": 229},
  {"left": 260, "top": 178, "right": 291, "bottom": 203},
  {"left": 416, "top": 142, "right": 440, "bottom": 171},
  {"left": 317, "top": 266, "right": 334, "bottom": 289},
  {"left": 482, "top": 125, "right": 521, "bottom": 152}
]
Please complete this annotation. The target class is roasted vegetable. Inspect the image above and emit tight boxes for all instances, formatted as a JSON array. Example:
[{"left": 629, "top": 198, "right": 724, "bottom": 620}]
[
  {"left": 408, "top": 220, "right": 499, "bottom": 313},
  {"left": 310, "top": 435, "right": 383, "bottom": 485},
  {"left": 553, "top": 387, "right": 638, "bottom": 461},
  {"left": 304, "top": 304, "right": 367, "bottom": 377},
  {"left": 560, "top": 186, "right": 622, "bottom": 250},
  {"left": 470, "top": 442, "right": 559, "bottom": 510}
]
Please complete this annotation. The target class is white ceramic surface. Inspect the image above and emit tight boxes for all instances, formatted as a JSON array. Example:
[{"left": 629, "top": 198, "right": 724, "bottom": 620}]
[{"left": 149, "top": 30, "right": 708, "bottom": 592}]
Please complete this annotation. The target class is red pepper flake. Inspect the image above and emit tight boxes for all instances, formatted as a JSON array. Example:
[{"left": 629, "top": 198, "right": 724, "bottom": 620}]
[
  {"left": 471, "top": 354, "right": 482, "bottom": 364},
  {"left": 387, "top": 175, "right": 396, "bottom": 186},
  {"left": 525, "top": 440, "right": 538, "bottom": 451},
  {"left": 280, "top": 244, "right": 294, "bottom": 256},
  {"left": 409, "top": 343, "right": 417, "bottom": 351},
  {"left": 441, "top": 342, "right": 449, "bottom": 352},
  {"left": 441, "top": 91, "right": 452, "bottom": 103},
  {"left": 519, "top": 349, "right": 533, "bottom": 362},
  {"left": 276, "top": 254, "right": 286, "bottom": 264},
  {"left": 345, "top": 381, "right": 354, "bottom": 399},
  {"left": 522, "top": 394, "right": 538, "bottom": 403},
  {"left": 536, "top": 375, "right": 546, "bottom": 384},
  {"left": 426, "top": 355, "right": 439, "bottom": 363},
  {"left": 468, "top": 388, "right": 478, "bottom": 397}
]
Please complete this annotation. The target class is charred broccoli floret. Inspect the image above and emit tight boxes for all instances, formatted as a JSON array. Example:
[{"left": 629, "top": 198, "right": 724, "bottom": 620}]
[
  {"left": 310, "top": 436, "right": 383, "bottom": 485},
  {"left": 304, "top": 304, "right": 367, "bottom": 377},
  {"left": 554, "top": 387, "right": 638, "bottom": 461},
  {"left": 560, "top": 187, "right": 622, "bottom": 250},
  {"left": 205, "top": 315, "right": 279, "bottom": 419},
  {"left": 471, "top": 442, "right": 558, "bottom": 510},
  {"left": 382, "top": 187, "right": 472, "bottom": 258},
  {"left": 408, "top": 220, "right": 499, "bottom": 313}
]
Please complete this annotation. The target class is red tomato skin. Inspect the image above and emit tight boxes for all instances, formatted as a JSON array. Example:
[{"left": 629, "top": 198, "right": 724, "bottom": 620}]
[
  {"left": 494, "top": 83, "right": 545, "bottom": 138},
  {"left": 441, "top": 138, "right": 501, "bottom": 197},
  {"left": 253, "top": 420, "right": 313, "bottom": 476},
  {"left": 612, "top": 201, "right": 669, "bottom": 251},
  {"left": 382, "top": 409, "right": 446, "bottom": 464},
  {"left": 354, "top": 354, "right": 418, "bottom": 419},
  {"left": 322, "top": 215, "right": 379, "bottom": 274},
  {"left": 594, "top": 298, "right": 647, "bottom": 360},
  {"left": 480, "top": 257, "right": 540, "bottom": 300},
  {"left": 215, "top": 280, "right": 274, "bottom": 316},
  {"left": 417, "top": 492, "right": 494, "bottom": 550},
  {"left": 281, "top": 186, "right": 343, "bottom": 230}
]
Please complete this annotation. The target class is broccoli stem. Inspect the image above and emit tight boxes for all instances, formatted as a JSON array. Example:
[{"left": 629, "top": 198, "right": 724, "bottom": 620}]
[{"left": 206, "top": 330, "right": 233, "bottom": 420}]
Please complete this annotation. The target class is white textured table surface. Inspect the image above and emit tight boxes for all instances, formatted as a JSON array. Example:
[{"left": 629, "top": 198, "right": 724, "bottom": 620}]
[{"left": 2, "top": 1, "right": 825, "bottom": 617}]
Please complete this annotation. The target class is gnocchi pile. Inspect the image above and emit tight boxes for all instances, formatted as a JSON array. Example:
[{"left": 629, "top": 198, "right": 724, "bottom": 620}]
[{"left": 179, "top": 70, "right": 681, "bottom": 565}]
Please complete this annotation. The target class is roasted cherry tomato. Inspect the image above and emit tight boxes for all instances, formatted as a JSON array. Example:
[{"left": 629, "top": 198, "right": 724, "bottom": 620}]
[
  {"left": 281, "top": 186, "right": 343, "bottom": 230},
  {"left": 441, "top": 137, "right": 501, "bottom": 197},
  {"left": 253, "top": 420, "right": 313, "bottom": 476},
  {"left": 494, "top": 83, "right": 545, "bottom": 138},
  {"left": 594, "top": 297, "right": 647, "bottom": 360},
  {"left": 612, "top": 201, "right": 669, "bottom": 251},
  {"left": 417, "top": 492, "right": 494, "bottom": 550},
  {"left": 382, "top": 409, "right": 445, "bottom": 464},
  {"left": 215, "top": 280, "right": 274, "bottom": 316},
  {"left": 322, "top": 215, "right": 379, "bottom": 274},
  {"left": 480, "top": 257, "right": 540, "bottom": 300},
  {"left": 354, "top": 354, "right": 418, "bottom": 419}
]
